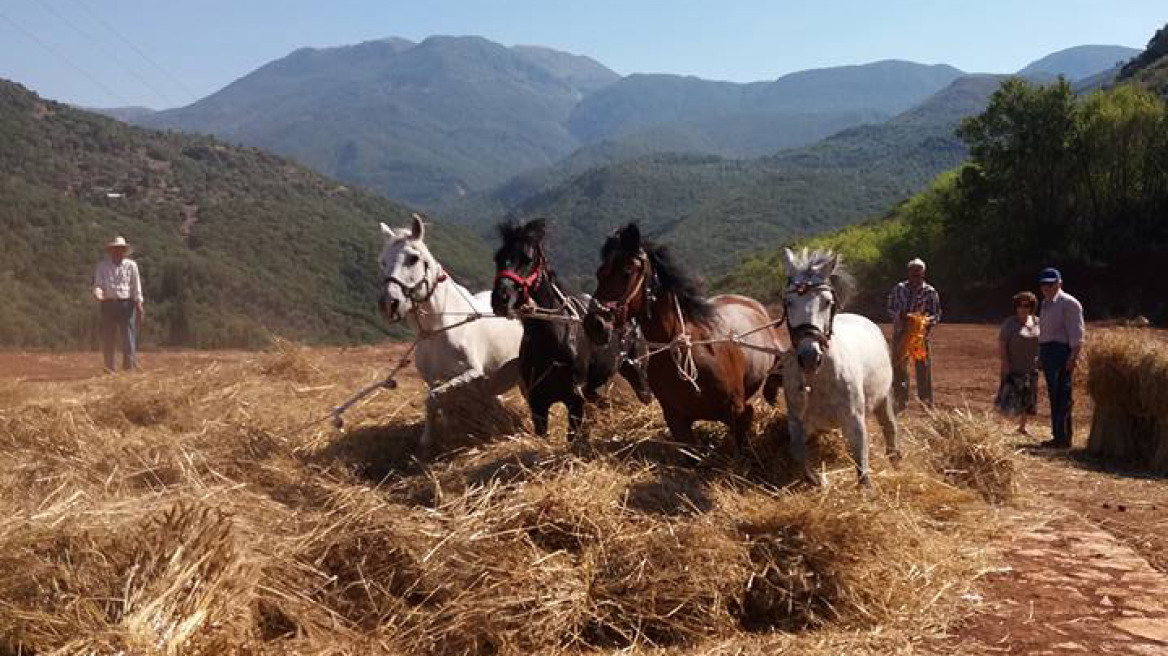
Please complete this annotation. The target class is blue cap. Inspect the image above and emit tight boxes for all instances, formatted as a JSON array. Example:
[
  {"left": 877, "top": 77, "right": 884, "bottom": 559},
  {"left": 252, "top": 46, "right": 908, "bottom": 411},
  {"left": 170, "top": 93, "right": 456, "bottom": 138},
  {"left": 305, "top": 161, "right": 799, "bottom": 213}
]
[{"left": 1038, "top": 267, "right": 1062, "bottom": 284}]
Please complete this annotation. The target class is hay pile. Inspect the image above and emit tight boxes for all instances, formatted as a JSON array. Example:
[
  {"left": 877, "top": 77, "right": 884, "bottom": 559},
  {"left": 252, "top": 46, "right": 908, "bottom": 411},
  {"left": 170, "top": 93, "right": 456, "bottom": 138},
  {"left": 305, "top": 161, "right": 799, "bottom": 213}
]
[
  {"left": 916, "top": 408, "right": 1018, "bottom": 503},
  {"left": 0, "top": 346, "right": 1012, "bottom": 655},
  {"left": 1087, "top": 330, "right": 1168, "bottom": 472}
]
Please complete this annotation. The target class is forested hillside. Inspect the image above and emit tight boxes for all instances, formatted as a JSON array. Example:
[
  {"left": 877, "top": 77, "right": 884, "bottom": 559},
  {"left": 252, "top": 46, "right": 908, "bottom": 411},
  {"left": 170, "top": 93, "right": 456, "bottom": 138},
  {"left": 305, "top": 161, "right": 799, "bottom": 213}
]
[
  {"left": 0, "top": 79, "right": 491, "bottom": 349},
  {"left": 1118, "top": 24, "right": 1168, "bottom": 96},
  {"left": 470, "top": 74, "right": 1001, "bottom": 284},
  {"left": 720, "top": 78, "right": 1168, "bottom": 323}
]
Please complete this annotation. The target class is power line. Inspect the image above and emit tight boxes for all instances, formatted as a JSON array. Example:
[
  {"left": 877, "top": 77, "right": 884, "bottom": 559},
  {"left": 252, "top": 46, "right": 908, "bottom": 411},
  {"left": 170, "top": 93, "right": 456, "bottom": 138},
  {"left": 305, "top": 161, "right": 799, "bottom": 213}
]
[
  {"left": 38, "top": 0, "right": 174, "bottom": 107},
  {"left": 0, "top": 7, "right": 131, "bottom": 106},
  {"left": 69, "top": 0, "right": 198, "bottom": 103}
]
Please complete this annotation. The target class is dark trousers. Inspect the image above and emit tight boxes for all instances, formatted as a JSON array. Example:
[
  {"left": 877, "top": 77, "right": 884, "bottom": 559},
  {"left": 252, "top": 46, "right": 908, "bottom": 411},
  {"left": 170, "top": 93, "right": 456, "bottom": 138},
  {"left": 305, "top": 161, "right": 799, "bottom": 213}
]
[
  {"left": 892, "top": 334, "right": 933, "bottom": 411},
  {"left": 100, "top": 300, "right": 137, "bottom": 371},
  {"left": 1039, "top": 341, "right": 1073, "bottom": 446}
]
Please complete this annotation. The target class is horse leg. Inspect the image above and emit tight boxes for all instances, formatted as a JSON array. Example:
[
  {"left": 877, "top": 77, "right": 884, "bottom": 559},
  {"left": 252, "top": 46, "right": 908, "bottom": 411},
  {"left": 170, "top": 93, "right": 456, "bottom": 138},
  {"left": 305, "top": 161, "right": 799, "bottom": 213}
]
[
  {"left": 421, "top": 369, "right": 486, "bottom": 452},
  {"left": 529, "top": 393, "right": 552, "bottom": 437},
  {"left": 787, "top": 415, "right": 823, "bottom": 486},
  {"left": 664, "top": 410, "right": 695, "bottom": 444},
  {"left": 729, "top": 401, "right": 755, "bottom": 455},
  {"left": 878, "top": 395, "right": 901, "bottom": 465},
  {"left": 566, "top": 390, "right": 588, "bottom": 443},
  {"left": 842, "top": 411, "right": 872, "bottom": 488}
]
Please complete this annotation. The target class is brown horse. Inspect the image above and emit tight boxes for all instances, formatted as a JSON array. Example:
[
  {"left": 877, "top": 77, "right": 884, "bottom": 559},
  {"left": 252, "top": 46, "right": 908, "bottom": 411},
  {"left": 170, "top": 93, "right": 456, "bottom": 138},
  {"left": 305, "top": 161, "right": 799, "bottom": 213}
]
[{"left": 583, "top": 223, "right": 785, "bottom": 451}]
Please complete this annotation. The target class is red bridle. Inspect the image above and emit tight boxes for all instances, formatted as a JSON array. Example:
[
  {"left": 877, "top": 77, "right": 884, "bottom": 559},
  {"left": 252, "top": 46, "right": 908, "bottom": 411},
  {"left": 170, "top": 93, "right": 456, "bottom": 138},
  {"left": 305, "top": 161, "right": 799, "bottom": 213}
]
[{"left": 494, "top": 256, "right": 545, "bottom": 302}]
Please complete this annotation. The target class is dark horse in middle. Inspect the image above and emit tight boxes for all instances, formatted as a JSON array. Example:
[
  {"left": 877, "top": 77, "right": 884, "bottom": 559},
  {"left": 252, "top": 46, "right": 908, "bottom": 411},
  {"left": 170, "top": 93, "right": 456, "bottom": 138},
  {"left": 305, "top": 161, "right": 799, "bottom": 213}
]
[
  {"left": 583, "top": 223, "right": 785, "bottom": 452},
  {"left": 492, "top": 218, "right": 652, "bottom": 439}
]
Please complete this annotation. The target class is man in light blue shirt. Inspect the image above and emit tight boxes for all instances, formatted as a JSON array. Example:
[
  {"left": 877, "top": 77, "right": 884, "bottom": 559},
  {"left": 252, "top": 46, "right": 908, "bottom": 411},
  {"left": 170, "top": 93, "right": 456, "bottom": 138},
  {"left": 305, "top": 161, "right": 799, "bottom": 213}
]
[{"left": 1036, "top": 267, "right": 1084, "bottom": 448}]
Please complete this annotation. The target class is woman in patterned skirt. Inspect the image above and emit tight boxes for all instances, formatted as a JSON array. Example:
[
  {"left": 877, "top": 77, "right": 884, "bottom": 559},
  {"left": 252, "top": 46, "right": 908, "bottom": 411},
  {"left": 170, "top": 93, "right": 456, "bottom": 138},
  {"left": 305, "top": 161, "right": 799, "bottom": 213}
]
[{"left": 995, "top": 291, "right": 1041, "bottom": 434}]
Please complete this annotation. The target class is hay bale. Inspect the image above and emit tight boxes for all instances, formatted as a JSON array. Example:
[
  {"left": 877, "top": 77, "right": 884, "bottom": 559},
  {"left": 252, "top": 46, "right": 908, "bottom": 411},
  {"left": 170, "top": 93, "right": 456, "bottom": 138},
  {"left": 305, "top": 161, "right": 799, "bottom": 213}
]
[{"left": 1087, "top": 331, "right": 1168, "bottom": 471}]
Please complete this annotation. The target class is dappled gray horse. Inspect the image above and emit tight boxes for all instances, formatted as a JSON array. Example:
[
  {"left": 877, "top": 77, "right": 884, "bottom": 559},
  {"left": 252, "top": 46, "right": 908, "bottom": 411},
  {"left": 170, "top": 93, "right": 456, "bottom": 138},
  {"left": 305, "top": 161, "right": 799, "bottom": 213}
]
[{"left": 780, "top": 248, "right": 899, "bottom": 486}]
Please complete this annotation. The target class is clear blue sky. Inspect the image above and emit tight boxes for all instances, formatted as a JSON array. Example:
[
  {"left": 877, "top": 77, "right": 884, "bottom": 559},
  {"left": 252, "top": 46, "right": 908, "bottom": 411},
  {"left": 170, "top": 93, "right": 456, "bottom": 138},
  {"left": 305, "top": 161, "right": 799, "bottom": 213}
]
[{"left": 0, "top": 0, "right": 1163, "bottom": 109}]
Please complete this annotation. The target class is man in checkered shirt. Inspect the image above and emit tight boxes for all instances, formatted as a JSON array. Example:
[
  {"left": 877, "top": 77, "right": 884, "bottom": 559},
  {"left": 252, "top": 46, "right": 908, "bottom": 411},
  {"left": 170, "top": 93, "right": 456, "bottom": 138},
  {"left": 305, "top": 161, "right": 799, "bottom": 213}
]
[{"left": 887, "top": 258, "right": 941, "bottom": 411}]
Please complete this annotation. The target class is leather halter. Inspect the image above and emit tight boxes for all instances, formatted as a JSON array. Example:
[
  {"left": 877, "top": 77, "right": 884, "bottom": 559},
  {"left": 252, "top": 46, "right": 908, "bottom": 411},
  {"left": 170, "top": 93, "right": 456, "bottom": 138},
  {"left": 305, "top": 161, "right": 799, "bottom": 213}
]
[
  {"left": 594, "top": 250, "right": 655, "bottom": 329},
  {"left": 784, "top": 279, "right": 838, "bottom": 349},
  {"left": 494, "top": 252, "right": 546, "bottom": 303},
  {"left": 385, "top": 261, "right": 447, "bottom": 306}
]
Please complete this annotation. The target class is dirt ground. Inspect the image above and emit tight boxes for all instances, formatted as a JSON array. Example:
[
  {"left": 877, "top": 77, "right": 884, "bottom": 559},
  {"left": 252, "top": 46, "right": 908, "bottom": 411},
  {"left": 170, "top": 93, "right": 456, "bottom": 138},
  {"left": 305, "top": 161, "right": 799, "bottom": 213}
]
[{"left": 3, "top": 324, "right": 1168, "bottom": 654}]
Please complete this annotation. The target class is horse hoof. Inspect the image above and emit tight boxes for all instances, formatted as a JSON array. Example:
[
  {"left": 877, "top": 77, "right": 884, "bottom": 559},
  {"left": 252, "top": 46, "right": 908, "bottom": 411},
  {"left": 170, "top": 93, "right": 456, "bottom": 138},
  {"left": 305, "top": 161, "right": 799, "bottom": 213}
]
[
  {"left": 887, "top": 450, "right": 903, "bottom": 466},
  {"left": 801, "top": 467, "right": 825, "bottom": 487}
]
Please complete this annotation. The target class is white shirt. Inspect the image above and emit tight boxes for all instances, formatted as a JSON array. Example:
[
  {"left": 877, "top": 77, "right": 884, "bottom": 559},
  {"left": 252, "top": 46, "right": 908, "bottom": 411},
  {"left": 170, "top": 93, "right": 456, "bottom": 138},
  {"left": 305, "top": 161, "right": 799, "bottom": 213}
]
[
  {"left": 93, "top": 257, "right": 143, "bottom": 303},
  {"left": 1038, "top": 290, "right": 1084, "bottom": 347}
]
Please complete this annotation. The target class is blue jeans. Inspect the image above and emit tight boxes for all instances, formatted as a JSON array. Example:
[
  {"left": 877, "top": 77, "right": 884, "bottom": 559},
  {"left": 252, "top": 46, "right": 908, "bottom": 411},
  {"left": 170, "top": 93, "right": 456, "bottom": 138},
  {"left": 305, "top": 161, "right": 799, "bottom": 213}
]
[
  {"left": 100, "top": 300, "right": 137, "bottom": 371},
  {"left": 1039, "top": 342, "right": 1073, "bottom": 446}
]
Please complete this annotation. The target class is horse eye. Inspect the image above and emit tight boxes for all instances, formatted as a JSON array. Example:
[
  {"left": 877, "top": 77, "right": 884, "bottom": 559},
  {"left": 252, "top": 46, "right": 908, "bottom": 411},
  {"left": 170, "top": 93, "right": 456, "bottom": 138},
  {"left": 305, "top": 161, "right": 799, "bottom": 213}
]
[{"left": 404, "top": 254, "right": 419, "bottom": 266}]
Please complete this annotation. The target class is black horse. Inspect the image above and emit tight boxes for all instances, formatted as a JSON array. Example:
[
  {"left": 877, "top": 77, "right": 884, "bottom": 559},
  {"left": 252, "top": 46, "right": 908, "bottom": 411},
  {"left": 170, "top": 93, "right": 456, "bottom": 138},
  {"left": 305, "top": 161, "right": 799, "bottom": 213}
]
[{"left": 492, "top": 218, "right": 651, "bottom": 438}]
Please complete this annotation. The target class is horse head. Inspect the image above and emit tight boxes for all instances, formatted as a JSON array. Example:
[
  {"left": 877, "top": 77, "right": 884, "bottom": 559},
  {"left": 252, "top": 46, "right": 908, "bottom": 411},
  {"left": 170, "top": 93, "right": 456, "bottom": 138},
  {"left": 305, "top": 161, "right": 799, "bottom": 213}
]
[
  {"left": 377, "top": 213, "right": 443, "bottom": 324},
  {"left": 781, "top": 247, "right": 849, "bottom": 376},
  {"left": 492, "top": 218, "right": 548, "bottom": 318},
  {"left": 584, "top": 223, "right": 651, "bottom": 346}
]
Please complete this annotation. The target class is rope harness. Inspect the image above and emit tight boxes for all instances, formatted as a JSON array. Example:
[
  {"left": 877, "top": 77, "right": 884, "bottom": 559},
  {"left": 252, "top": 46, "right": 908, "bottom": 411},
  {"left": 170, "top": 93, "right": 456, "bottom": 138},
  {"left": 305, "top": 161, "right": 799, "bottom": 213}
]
[
  {"left": 593, "top": 249, "right": 787, "bottom": 395},
  {"left": 331, "top": 261, "right": 584, "bottom": 428}
]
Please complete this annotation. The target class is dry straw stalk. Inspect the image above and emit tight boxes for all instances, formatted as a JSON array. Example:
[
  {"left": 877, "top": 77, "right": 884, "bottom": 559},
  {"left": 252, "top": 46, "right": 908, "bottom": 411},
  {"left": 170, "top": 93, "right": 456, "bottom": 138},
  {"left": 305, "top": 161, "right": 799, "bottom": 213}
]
[{"left": 0, "top": 344, "right": 1011, "bottom": 655}]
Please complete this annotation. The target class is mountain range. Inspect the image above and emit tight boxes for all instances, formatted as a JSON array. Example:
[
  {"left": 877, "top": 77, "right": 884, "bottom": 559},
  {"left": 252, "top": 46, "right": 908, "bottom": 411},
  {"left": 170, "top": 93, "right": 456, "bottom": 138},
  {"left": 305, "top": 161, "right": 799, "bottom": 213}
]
[{"left": 123, "top": 38, "right": 1136, "bottom": 209}]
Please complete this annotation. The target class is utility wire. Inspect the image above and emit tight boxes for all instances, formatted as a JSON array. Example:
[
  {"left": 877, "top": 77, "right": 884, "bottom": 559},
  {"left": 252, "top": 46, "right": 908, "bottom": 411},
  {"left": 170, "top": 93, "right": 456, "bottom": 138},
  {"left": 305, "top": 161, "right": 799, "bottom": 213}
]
[
  {"left": 69, "top": 0, "right": 198, "bottom": 103},
  {"left": 0, "top": 7, "right": 130, "bottom": 106},
  {"left": 38, "top": 0, "right": 173, "bottom": 107}
]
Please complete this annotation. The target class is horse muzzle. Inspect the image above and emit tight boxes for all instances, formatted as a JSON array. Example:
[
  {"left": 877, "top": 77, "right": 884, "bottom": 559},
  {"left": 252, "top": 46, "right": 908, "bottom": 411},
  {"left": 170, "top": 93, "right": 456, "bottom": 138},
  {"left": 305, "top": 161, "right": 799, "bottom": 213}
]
[
  {"left": 796, "top": 341, "right": 823, "bottom": 375},
  {"left": 379, "top": 291, "right": 403, "bottom": 324}
]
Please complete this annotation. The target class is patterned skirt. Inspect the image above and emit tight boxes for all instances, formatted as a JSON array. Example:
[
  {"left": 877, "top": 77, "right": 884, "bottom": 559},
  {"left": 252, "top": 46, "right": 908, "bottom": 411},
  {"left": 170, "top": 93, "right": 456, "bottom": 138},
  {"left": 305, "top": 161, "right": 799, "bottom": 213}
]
[{"left": 995, "top": 371, "right": 1039, "bottom": 416}]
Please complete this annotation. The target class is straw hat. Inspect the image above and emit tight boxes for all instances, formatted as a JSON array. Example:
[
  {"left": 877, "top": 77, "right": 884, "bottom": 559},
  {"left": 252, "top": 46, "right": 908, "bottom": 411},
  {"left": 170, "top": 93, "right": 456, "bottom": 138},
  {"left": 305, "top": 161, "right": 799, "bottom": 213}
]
[{"left": 104, "top": 236, "right": 131, "bottom": 253}]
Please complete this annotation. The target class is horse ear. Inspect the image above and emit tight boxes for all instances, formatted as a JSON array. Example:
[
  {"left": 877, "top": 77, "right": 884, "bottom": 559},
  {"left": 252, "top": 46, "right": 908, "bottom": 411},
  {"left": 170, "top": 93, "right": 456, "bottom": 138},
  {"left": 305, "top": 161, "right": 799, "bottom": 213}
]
[
  {"left": 410, "top": 213, "right": 426, "bottom": 241},
  {"left": 619, "top": 223, "right": 642, "bottom": 251},
  {"left": 524, "top": 218, "right": 547, "bottom": 243},
  {"left": 380, "top": 222, "right": 395, "bottom": 239},
  {"left": 816, "top": 253, "right": 839, "bottom": 279},
  {"left": 781, "top": 248, "right": 796, "bottom": 272},
  {"left": 496, "top": 220, "right": 517, "bottom": 242}
]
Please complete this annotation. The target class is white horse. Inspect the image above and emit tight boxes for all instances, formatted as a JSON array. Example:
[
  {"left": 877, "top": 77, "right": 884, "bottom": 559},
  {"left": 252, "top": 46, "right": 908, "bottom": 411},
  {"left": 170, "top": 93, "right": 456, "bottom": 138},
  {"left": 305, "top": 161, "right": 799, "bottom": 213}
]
[
  {"left": 378, "top": 215, "right": 523, "bottom": 449},
  {"left": 780, "top": 248, "right": 899, "bottom": 486}
]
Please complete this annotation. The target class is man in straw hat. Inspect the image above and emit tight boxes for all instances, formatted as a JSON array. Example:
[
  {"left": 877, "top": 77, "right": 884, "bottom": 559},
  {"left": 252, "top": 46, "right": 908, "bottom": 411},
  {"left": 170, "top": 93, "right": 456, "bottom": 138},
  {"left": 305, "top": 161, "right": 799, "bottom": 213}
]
[
  {"left": 1035, "top": 267, "right": 1084, "bottom": 449},
  {"left": 887, "top": 257, "right": 941, "bottom": 411},
  {"left": 92, "top": 236, "right": 143, "bottom": 372}
]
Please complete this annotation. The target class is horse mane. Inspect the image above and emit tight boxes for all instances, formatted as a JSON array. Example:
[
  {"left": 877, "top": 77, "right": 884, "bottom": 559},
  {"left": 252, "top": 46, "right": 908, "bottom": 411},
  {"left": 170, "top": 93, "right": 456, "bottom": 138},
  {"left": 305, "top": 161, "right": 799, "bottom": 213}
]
[
  {"left": 495, "top": 219, "right": 560, "bottom": 283},
  {"left": 601, "top": 231, "right": 715, "bottom": 324},
  {"left": 787, "top": 247, "right": 856, "bottom": 309}
]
